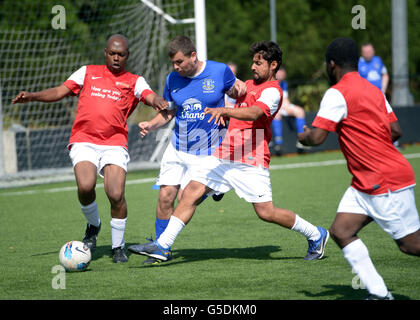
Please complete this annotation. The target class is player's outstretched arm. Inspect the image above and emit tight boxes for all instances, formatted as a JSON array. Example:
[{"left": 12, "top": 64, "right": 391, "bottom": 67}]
[
  {"left": 12, "top": 85, "right": 72, "bottom": 104},
  {"left": 390, "top": 121, "right": 402, "bottom": 142},
  {"left": 205, "top": 105, "right": 264, "bottom": 126},
  {"left": 138, "top": 109, "right": 175, "bottom": 138},
  {"left": 144, "top": 93, "right": 169, "bottom": 112},
  {"left": 297, "top": 125, "right": 329, "bottom": 146},
  {"left": 226, "top": 79, "right": 247, "bottom": 99}
]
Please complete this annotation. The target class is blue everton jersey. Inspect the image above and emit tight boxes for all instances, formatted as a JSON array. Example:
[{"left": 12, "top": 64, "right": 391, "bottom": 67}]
[
  {"left": 279, "top": 80, "right": 288, "bottom": 98},
  {"left": 358, "top": 56, "right": 387, "bottom": 90},
  {"left": 163, "top": 60, "right": 236, "bottom": 155}
]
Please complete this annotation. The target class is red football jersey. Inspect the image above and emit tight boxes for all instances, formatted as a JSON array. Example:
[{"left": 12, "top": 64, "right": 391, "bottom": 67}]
[
  {"left": 63, "top": 65, "right": 154, "bottom": 149},
  {"left": 313, "top": 72, "right": 415, "bottom": 195},
  {"left": 215, "top": 80, "right": 282, "bottom": 168}
]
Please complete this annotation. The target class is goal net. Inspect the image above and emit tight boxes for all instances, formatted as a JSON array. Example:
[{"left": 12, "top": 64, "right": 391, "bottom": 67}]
[{"left": 0, "top": 0, "right": 195, "bottom": 188}]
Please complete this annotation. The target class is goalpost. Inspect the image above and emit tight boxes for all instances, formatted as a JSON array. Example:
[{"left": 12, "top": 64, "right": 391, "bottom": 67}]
[{"left": 0, "top": 0, "right": 206, "bottom": 188}]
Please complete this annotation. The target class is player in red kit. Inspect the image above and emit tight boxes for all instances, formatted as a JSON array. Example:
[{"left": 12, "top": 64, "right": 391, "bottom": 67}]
[
  {"left": 134, "top": 41, "right": 329, "bottom": 262},
  {"left": 12, "top": 34, "right": 168, "bottom": 263},
  {"left": 298, "top": 37, "right": 420, "bottom": 299}
]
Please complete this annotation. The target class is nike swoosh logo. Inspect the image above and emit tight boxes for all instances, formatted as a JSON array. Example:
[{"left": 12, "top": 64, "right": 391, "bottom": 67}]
[
  {"left": 172, "top": 88, "right": 180, "bottom": 93},
  {"left": 75, "top": 247, "right": 88, "bottom": 255},
  {"left": 91, "top": 76, "right": 102, "bottom": 80},
  {"left": 315, "top": 231, "right": 329, "bottom": 255}
]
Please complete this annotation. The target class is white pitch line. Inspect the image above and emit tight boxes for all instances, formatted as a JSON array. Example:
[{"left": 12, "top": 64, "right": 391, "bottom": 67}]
[
  {"left": 270, "top": 159, "right": 346, "bottom": 170},
  {"left": 2, "top": 153, "right": 420, "bottom": 197},
  {"left": 0, "top": 177, "right": 157, "bottom": 197}
]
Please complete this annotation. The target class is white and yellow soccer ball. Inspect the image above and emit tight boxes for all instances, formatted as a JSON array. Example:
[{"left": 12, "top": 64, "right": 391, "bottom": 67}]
[{"left": 59, "top": 241, "right": 91, "bottom": 272}]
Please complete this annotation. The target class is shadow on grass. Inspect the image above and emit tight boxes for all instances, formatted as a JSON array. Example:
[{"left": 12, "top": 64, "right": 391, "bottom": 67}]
[
  {"left": 126, "top": 245, "right": 306, "bottom": 268},
  {"left": 31, "top": 243, "right": 315, "bottom": 266},
  {"left": 298, "top": 284, "right": 411, "bottom": 300}
]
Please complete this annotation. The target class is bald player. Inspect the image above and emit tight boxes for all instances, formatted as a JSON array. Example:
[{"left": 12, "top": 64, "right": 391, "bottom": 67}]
[{"left": 12, "top": 34, "right": 168, "bottom": 263}]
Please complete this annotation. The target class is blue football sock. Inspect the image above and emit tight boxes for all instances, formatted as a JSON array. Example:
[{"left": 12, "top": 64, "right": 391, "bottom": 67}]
[
  {"left": 155, "top": 218, "right": 170, "bottom": 240},
  {"left": 295, "top": 117, "right": 306, "bottom": 134},
  {"left": 272, "top": 119, "right": 283, "bottom": 145}
]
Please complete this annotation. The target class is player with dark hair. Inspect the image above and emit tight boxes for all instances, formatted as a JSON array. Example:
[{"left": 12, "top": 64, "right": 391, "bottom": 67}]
[
  {"left": 298, "top": 37, "right": 420, "bottom": 299},
  {"left": 167, "top": 34, "right": 197, "bottom": 60},
  {"left": 133, "top": 41, "right": 329, "bottom": 262},
  {"left": 12, "top": 34, "right": 168, "bottom": 263},
  {"left": 128, "top": 35, "right": 246, "bottom": 264}
]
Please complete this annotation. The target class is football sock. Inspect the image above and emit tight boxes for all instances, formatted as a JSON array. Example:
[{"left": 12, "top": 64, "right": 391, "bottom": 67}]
[
  {"left": 291, "top": 214, "right": 321, "bottom": 241},
  {"left": 157, "top": 216, "right": 185, "bottom": 249},
  {"left": 295, "top": 117, "right": 306, "bottom": 134},
  {"left": 272, "top": 119, "right": 283, "bottom": 145},
  {"left": 155, "top": 218, "right": 170, "bottom": 239},
  {"left": 342, "top": 239, "right": 389, "bottom": 297},
  {"left": 110, "top": 218, "right": 127, "bottom": 249},
  {"left": 81, "top": 201, "right": 101, "bottom": 227}
]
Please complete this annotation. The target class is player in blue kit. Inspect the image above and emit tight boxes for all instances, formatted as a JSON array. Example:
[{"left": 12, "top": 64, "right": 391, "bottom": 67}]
[
  {"left": 358, "top": 43, "right": 389, "bottom": 93},
  {"left": 128, "top": 35, "right": 246, "bottom": 264}
]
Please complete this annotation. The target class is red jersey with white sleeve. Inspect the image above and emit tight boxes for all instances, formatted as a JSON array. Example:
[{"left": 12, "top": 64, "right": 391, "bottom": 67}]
[
  {"left": 63, "top": 65, "right": 155, "bottom": 149},
  {"left": 312, "top": 71, "right": 415, "bottom": 195},
  {"left": 215, "top": 80, "right": 282, "bottom": 168}
]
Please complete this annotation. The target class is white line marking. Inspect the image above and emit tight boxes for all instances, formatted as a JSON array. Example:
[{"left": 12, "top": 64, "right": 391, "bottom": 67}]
[
  {"left": 0, "top": 177, "right": 156, "bottom": 197},
  {"left": 2, "top": 153, "right": 420, "bottom": 197}
]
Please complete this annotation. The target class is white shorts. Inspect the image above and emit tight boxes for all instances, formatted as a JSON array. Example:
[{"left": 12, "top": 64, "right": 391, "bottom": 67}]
[
  {"left": 156, "top": 143, "right": 215, "bottom": 189},
  {"left": 337, "top": 186, "right": 420, "bottom": 240},
  {"left": 189, "top": 155, "right": 272, "bottom": 203},
  {"left": 69, "top": 143, "right": 130, "bottom": 178}
]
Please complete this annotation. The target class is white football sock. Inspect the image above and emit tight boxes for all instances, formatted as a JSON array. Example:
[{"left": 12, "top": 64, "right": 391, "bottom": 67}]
[
  {"left": 110, "top": 218, "right": 127, "bottom": 249},
  {"left": 291, "top": 214, "right": 320, "bottom": 241},
  {"left": 157, "top": 216, "right": 185, "bottom": 249},
  {"left": 81, "top": 201, "right": 101, "bottom": 227},
  {"left": 342, "top": 239, "right": 389, "bottom": 297}
]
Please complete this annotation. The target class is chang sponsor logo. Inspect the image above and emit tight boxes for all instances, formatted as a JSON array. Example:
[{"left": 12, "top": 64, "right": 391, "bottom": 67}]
[{"left": 180, "top": 98, "right": 205, "bottom": 121}]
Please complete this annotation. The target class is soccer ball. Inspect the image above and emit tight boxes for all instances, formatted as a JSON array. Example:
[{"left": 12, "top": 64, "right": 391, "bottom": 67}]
[{"left": 59, "top": 241, "right": 91, "bottom": 272}]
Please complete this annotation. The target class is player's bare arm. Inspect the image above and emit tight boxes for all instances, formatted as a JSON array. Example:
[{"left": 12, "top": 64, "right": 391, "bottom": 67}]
[
  {"left": 138, "top": 109, "right": 175, "bottom": 138},
  {"left": 298, "top": 125, "right": 329, "bottom": 146},
  {"left": 382, "top": 73, "right": 389, "bottom": 94},
  {"left": 12, "top": 85, "right": 72, "bottom": 104},
  {"left": 205, "top": 105, "right": 264, "bottom": 126},
  {"left": 390, "top": 121, "right": 402, "bottom": 142},
  {"left": 226, "top": 79, "right": 247, "bottom": 99},
  {"left": 144, "top": 93, "right": 169, "bottom": 112}
]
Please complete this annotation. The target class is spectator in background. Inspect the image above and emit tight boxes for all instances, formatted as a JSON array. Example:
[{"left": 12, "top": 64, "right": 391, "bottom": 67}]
[
  {"left": 271, "top": 66, "right": 310, "bottom": 155},
  {"left": 358, "top": 43, "right": 389, "bottom": 94},
  {"left": 359, "top": 43, "right": 401, "bottom": 149}
]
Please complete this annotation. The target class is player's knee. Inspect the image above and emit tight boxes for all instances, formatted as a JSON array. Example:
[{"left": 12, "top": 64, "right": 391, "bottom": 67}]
[
  {"left": 158, "top": 192, "right": 176, "bottom": 210},
  {"left": 106, "top": 187, "right": 125, "bottom": 206},
  {"left": 329, "top": 225, "right": 347, "bottom": 245},
  {"left": 397, "top": 240, "right": 420, "bottom": 256},
  {"left": 255, "top": 207, "right": 274, "bottom": 222},
  {"left": 77, "top": 180, "right": 95, "bottom": 197},
  {"left": 295, "top": 108, "right": 305, "bottom": 118}
]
